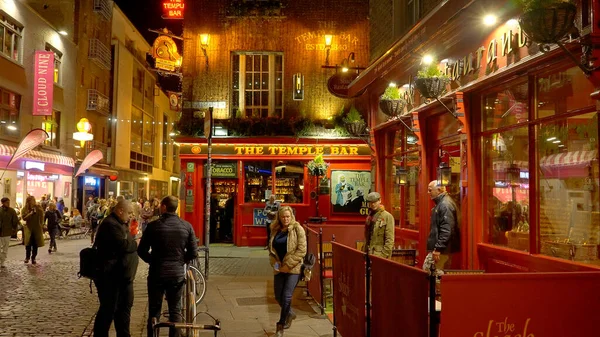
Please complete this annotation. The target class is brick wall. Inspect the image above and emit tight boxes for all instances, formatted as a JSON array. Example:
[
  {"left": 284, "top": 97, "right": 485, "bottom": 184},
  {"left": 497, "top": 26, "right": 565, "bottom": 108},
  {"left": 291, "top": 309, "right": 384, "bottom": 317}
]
[
  {"left": 182, "top": 0, "right": 370, "bottom": 120},
  {"left": 369, "top": 0, "right": 395, "bottom": 62}
]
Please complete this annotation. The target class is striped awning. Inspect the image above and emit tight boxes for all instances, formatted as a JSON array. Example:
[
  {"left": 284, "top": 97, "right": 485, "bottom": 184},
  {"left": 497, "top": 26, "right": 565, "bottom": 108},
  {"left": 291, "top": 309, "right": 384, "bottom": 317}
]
[
  {"left": 0, "top": 144, "right": 75, "bottom": 167},
  {"left": 539, "top": 150, "right": 598, "bottom": 168}
]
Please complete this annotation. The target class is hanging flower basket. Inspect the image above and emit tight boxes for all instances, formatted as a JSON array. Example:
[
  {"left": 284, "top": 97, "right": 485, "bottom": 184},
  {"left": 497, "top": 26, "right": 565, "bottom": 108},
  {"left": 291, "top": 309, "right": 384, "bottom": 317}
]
[
  {"left": 379, "top": 99, "right": 406, "bottom": 117},
  {"left": 518, "top": 3, "right": 577, "bottom": 44},
  {"left": 345, "top": 121, "right": 366, "bottom": 136},
  {"left": 414, "top": 77, "right": 449, "bottom": 99}
]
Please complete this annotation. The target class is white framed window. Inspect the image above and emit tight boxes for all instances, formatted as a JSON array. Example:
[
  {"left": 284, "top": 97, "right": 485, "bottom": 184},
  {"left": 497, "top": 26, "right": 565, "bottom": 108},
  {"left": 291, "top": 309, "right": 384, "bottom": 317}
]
[
  {"left": 45, "top": 44, "right": 63, "bottom": 85},
  {"left": 0, "top": 12, "right": 22, "bottom": 63},
  {"left": 231, "top": 52, "right": 283, "bottom": 118}
]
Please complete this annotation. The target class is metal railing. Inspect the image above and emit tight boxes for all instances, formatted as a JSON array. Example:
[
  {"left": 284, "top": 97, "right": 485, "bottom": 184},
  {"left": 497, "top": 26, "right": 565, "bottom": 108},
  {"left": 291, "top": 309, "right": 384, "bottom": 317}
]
[
  {"left": 86, "top": 89, "right": 111, "bottom": 116},
  {"left": 89, "top": 38, "right": 112, "bottom": 70},
  {"left": 84, "top": 140, "right": 109, "bottom": 164},
  {"left": 93, "top": 0, "right": 112, "bottom": 21}
]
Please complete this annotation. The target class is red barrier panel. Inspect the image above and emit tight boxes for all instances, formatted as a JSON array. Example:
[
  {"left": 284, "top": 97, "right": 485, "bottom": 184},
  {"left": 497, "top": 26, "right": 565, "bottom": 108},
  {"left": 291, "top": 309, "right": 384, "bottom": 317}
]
[
  {"left": 371, "top": 256, "right": 429, "bottom": 337},
  {"left": 332, "top": 242, "right": 366, "bottom": 337},
  {"left": 306, "top": 227, "right": 322, "bottom": 311},
  {"left": 440, "top": 272, "right": 600, "bottom": 337},
  {"left": 309, "top": 224, "right": 364, "bottom": 248}
]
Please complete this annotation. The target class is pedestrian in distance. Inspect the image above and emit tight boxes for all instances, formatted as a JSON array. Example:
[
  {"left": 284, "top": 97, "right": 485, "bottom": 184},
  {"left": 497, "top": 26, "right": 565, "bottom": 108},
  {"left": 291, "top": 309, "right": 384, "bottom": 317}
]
[
  {"left": 268, "top": 205, "right": 306, "bottom": 336},
  {"left": 93, "top": 200, "right": 139, "bottom": 337},
  {"left": 363, "top": 192, "right": 395, "bottom": 258},
  {"left": 264, "top": 194, "right": 280, "bottom": 249},
  {"left": 138, "top": 195, "right": 198, "bottom": 337},
  {"left": 0, "top": 197, "right": 19, "bottom": 268},
  {"left": 424, "top": 181, "right": 460, "bottom": 273},
  {"left": 21, "top": 196, "right": 45, "bottom": 265},
  {"left": 44, "top": 203, "right": 62, "bottom": 254},
  {"left": 140, "top": 201, "right": 153, "bottom": 233}
]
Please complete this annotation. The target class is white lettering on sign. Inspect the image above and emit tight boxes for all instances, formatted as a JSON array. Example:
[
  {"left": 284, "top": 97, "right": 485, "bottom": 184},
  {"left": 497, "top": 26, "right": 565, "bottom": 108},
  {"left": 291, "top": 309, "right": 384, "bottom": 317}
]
[{"left": 25, "top": 161, "right": 45, "bottom": 171}]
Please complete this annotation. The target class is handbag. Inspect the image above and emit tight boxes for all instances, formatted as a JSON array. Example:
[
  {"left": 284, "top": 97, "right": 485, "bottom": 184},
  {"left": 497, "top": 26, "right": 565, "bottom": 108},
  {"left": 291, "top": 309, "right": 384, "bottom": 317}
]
[
  {"left": 300, "top": 253, "right": 316, "bottom": 281},
  {"left": 78, "top": 242, "right": 98, "bottom": 281}
]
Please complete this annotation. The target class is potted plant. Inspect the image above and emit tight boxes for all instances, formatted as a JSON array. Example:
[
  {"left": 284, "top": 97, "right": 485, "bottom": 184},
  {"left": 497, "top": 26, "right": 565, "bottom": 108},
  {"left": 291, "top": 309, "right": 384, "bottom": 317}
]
[
  {"left": 307, "top": 153, "right": 329, "bottom": 176},
  {"left": 515, "top": 0, "right": 577, "bottom": 44},
  {"left": 414, "top": 60, "right": 449, "bottom": 99},
  {"left": 379, "top": 86, "right": 406, "bottom": 117},
  {"left": 342, "top": 105, "right": 367, "bottom": 136}
]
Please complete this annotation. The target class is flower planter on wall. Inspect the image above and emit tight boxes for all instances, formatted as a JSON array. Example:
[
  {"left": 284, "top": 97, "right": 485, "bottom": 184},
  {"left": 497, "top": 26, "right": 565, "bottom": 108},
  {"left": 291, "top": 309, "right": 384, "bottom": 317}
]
[
  {"left": 345, "top": 121, "right": 366, "bottom": 136},
  {"left": 518, "top": 3, "right": 577, "bottom": 44},
  {"left": 414, "top": 77, "right": 449, "bottom": 99},
  {"left": 379, "top": 99, "right": 406, "bottom": 117}
]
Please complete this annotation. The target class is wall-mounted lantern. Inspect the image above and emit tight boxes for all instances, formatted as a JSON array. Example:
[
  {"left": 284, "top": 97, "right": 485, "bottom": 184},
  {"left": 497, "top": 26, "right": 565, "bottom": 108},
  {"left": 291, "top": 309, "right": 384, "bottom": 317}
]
[
  {"left": 396, "top": 166, "right": 408, "bottom": 186},
  {"left": 324, "top": 34, "right": 333, "bottom": 66},
  {"left": 199, "top": 33, "right": 210, "bottom": 69},
  {"left": 292, "top": 73, "right": 304, "bottom": 101},
  {"left": 437, "top": 162, "right": 451, "bottom": 186}
]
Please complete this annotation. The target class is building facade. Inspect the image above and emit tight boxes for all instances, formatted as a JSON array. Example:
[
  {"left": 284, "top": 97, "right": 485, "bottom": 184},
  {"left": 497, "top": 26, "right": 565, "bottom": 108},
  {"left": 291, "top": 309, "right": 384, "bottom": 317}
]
[{"left": 354, "top": 0, "right": 600, "bottom": 271}]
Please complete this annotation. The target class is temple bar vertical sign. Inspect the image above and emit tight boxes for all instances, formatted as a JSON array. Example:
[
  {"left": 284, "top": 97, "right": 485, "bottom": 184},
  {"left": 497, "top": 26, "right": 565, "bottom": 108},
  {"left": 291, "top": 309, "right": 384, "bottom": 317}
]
[{"left": 162, "top": 0, "right": 184, "bottom": 19}]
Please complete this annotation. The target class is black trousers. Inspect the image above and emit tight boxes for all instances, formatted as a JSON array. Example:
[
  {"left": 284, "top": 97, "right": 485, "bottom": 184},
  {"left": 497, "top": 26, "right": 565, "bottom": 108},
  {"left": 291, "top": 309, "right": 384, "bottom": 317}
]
[
  {"left": 93, "top": 278, "right": 134, "bottom": 337},
  {"left": 147, "top": 278, "right": 185, "bottom": 337},
  {"left": 25, "top": 235, "right": 39, "bottom": 260},
  {"left": 48, "top": 227, "right": 58, "bottom": 251}
]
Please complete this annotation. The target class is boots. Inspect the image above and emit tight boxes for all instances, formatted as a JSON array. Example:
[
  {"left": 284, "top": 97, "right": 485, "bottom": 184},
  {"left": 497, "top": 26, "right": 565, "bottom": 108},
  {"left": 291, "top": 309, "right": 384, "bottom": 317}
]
[
  {"left": 275, "top": 323, "right": 284, "bottom": 337},
  {"left": 284, "top": 311, "right": 297, "bottom": 329}
]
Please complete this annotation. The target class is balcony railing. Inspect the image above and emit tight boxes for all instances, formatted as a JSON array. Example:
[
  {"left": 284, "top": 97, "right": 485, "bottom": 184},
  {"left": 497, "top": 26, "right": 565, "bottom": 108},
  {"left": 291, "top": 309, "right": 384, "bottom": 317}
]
[
  {"left": 84, "top": 140, "right": 109, "bottom": 164},
  {"left": 86, "top": 89, "right": 111, "bottom": 116},
  {"left": 93, "top": 0, "right": 112, "bottom": 21},
  {"left": 89, "top": 38, "right": 112, "bottom": 70}
]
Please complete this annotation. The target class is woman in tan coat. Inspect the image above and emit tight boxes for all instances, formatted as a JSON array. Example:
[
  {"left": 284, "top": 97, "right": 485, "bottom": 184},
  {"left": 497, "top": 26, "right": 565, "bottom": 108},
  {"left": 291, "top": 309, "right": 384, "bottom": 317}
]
[
  {"left": 268, "top": 206, "right": 306, "bottom": 336},
  {"left": 21, "top": 196, "right": 45, "bottom": 264}
]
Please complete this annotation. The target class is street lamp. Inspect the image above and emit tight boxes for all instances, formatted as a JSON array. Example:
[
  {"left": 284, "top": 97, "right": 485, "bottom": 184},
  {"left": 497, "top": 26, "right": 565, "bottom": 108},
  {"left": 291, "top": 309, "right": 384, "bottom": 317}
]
[
  {"left": 200, "top": 33, "right": 210, "bottom": 69},
  {"left": 73, "top": 118, "right": 93, "bottom": 149},
  {"left": 437, "top": 162, "right": 451, "bottom": 186}
]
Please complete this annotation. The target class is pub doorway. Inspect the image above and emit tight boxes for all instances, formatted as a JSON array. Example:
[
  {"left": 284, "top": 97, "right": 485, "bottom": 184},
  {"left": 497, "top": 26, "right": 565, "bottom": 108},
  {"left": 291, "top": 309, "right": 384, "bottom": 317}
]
[{"left": 210, "top": 179, "right": 237, "bottom": 243}]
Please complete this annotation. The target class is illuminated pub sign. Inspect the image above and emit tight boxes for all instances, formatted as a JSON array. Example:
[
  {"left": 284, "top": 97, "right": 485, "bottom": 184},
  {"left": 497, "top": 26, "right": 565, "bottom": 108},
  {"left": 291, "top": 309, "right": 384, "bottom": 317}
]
[
  {"left": 162, "top": 0, "right": 184, "bottom": 19},
  {"left": 180, "top": 144, "right": 371, "bottom": 156},
  {"left": 151, "top": 35, "right": 182, "bottom": 72}
]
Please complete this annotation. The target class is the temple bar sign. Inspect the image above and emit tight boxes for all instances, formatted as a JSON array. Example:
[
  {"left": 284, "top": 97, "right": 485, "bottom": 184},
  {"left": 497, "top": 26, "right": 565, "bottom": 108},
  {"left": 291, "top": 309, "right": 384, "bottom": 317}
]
[
  {"left": 162, "top": 0, "right": 184, "bottom": 19},
  {"left": 181, "top": 144, "right": 371, "bottom": 156}
]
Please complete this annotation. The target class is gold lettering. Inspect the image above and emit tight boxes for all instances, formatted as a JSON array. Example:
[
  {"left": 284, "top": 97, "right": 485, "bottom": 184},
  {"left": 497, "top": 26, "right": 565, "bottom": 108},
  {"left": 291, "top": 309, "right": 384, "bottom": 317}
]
[
  {"left": 268, "top": 146, "right": 277, "bottom": 155},
  {"left": 330, "top": 146, "right": 340, "bottom": 155},
  {"left": 462, "top": 56, "right": 469, "bottom": 76},
  {"left": 473, "top": 333, "right": 484, "bottom": 337},
  {"left": 340, "top": 147, "right": 348, "bottom": 155},
  {"left": 299, "top": 147, "right": 308, "bottom": 155},
  {"left": 452, "top": 62, "right": 460, "bottom": 81},
  {"left": 466, "top": 53, "right": 474, "bottom": 74},
  {"left": 316, "top": 147, "right": 324, "bottom": 155},
  {"left": 476, "top": 46, "right": 485, "bottom": 70},
  {"left": 523, "top": 318, "right": 533, "bottom": 337},
  {"left": 349, "top": 147, "right": 358, "bottom": 155},
  {"left": 487, "top": 39, "right": 497, "bottom": 64},
  {"left": 278, "top": 146, "right": 287, "bottom": 155},
  {"left": 286, "top": 146, "right": 298, "bottom": 155},
  {"left": 307, "top": 147, "right": 316, "bottom": 155},
  {"left": 234, "top": 146, "right": 244, "bottom": 155},
  {"left": 245, "top": 146, "right": 255, "bottom": 155},
  {"left": 517, "top": 27, "right": 528, "bottom": 48},
  {"left": 502, "top": 30, "right": 513, "bottom": 56},
  {"left": 256, "top": 147, "right": 264, "bottom": 155},
  {"left": 486, "top": 320, "right": 494, "bottom": 337}
]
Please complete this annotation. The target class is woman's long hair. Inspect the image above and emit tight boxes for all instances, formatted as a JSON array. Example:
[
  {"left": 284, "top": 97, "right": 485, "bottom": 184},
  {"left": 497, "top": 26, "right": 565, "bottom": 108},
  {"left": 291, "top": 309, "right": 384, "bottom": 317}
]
[
  {"left": 24, "top": 195, "right": 39, "bottom": 214},
  {"left": 269, "top": 205, "right": 297, "bottom": 233}
]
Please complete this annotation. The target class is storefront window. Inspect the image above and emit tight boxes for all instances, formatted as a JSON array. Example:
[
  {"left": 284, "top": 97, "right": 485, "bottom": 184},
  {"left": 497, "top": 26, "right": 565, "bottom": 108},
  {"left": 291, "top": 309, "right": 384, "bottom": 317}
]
[
  {"left": 274, "top": 161, "right": 304, "bottom": 203},
  {"left": 483, "top": 81, "right": 528, "bottom": 131},
  {"left": 131, "top": 106, "right": 143, "bottom": 153},
  {"left": 403, "top": 152, "right": 420, "bottom": 230},
  {"left": 244, "top": 161, "right": 272, "bottom": 203},
  {"left": 483, "top": 127, "right": 530, "bottom": 251},
  {"left": 537, "top": 112, "right": 599, "bottom": 264},
  {"left": 537, "top": 66, "right": 595, "bottom": 118}
]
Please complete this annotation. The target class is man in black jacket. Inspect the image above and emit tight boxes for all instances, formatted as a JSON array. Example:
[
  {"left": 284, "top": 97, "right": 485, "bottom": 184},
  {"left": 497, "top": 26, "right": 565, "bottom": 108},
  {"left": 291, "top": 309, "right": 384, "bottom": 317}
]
[
  {"left": 426, "top": 181, "right": 460, "bottom": 271},
  {"left": 138, "top": 196, "right": 197, "bottom": 337},
  {"left": 93, "top": 200, "right": 139, "bottom": 337}
]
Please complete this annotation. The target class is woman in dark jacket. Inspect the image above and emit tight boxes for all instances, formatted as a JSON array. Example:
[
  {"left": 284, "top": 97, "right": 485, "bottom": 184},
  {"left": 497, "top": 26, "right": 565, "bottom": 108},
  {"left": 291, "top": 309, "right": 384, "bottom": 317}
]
[
  {"left": 44, "top": 203, "right": 62, "bottom": 253},
  {"left": 21, "top": 196, "right": 45, "bottom": 264}
]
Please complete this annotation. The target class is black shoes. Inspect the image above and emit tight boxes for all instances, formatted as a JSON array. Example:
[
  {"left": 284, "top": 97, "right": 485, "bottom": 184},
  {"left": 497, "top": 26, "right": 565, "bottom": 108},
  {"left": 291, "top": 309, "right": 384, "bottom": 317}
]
[{"left": 284, "top": 311, "right": 297, "bottom": 329}]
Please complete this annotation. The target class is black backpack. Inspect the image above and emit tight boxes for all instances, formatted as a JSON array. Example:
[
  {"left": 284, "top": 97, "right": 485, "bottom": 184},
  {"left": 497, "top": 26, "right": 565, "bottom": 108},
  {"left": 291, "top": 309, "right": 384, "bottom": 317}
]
[
  {"left": 300, "top": 253, "right": 316, "bottom": 281},
  {"left": 78, "top": 243, "right": 98, "bottom": 293}
]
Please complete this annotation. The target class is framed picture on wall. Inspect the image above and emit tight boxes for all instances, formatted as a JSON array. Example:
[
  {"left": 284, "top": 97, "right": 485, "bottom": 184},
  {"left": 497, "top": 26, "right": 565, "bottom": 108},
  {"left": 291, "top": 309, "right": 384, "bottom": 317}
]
[{"left": 330, "top": 170, "right": 371, "bottom": 214}]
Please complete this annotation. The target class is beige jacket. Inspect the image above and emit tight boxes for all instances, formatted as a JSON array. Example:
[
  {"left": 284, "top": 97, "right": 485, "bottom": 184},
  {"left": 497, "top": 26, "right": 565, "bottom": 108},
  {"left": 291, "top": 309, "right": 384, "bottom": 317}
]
[
  {"left": 268, "top": 221, "right": 307, "bottom": 275},
  {"left": 364, "top": 207, "right": 395, "bottom": 258}
]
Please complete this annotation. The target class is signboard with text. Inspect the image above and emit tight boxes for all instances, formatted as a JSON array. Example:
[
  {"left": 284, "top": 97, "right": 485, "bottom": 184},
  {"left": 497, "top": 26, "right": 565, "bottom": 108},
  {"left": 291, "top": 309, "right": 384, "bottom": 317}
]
[
  {"left": 205, "top": 162, "right": 237, "bottom": 178},
  {"left": 33, "top": 51, "right": 54, "bottom": 116},
  {"left": 162, "top": 0, "right": 184, "bottom": 19},
  {"left": 180, "top": 144, "right": 371, "bottom": 157},
  {"left": 440, "top": 272, "right": 600, "bottom": 337}
]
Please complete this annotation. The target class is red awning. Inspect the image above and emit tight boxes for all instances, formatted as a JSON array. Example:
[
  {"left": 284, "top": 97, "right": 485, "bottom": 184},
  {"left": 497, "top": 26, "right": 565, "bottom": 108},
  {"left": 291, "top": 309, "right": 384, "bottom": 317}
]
[
  {"left": 0, "top": 144, "right": 75, "bottom": 167},
  {"left": 493, "top": 188, "right": 529, "bottom": 203},
  {"left": 539, "top": 150, "right": 597, "bottom": 178}
]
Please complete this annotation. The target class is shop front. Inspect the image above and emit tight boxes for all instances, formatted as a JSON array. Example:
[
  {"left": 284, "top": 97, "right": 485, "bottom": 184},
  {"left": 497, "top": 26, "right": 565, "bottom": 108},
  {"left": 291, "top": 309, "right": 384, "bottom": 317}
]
[
  {"left": 350, "top": 1, "right": 600, "bottom": 271},
  {"left": 178, "top": 137, "right": 372, "bottom": 246}
]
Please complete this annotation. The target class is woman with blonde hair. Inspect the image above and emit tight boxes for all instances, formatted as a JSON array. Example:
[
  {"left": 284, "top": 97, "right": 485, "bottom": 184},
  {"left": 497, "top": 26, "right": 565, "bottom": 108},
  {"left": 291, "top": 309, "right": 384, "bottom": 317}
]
[
  {"left": 21, "top": 196, "right": 45, "bottom": 264},
  {"left": 268, "top": 206, "right": 306, "bottom": 336},
  {"left": 44, "top": 203, "right": 62, "bottom": 253}
]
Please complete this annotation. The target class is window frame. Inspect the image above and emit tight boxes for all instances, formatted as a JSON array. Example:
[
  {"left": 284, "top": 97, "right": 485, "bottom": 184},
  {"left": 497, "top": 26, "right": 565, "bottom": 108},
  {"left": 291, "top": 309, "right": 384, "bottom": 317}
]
[
  {"left": 45, "top": 44, "right": 63, "bottom": 85},
  {"left": 0, "top": 12, "right": 23, "bottom": 63},
  {"left": 0, "top": 86, "right": 20, "bottom": 139},
  {"left": 42, "top": 110, "right": 60, "bottom": 148}
]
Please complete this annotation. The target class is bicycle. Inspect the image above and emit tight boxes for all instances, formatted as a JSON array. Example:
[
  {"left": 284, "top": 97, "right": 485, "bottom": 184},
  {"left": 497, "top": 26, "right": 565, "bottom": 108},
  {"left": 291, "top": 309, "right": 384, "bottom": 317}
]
[{"left": 188, "top": 257, "right": 206, "bottom": 305}]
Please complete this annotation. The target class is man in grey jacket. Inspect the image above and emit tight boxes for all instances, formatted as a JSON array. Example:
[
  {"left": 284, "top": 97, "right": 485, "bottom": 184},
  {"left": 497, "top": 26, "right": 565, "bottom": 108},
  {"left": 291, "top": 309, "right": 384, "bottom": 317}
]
[
  {"left": 0, "top": 197, "right": 19, "bottom": 268},
  {"left": 425, "top": 181, "right": 460, "bottom": 271}
]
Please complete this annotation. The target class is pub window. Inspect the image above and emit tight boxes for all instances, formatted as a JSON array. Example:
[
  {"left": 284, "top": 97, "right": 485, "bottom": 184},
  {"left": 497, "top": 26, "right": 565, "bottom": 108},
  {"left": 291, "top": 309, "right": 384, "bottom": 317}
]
[
  {"left": 0, "top": 87, "right": 20, "bottom": 138},
  {"left": 274, "top": 161, "right": 304, "bottom": 204},
  {"left": 244, "top": 161, "right": 273, "bottom": 203},
  {"left": 482, "top": 81, "right": 528, "bottom": 131},
  {"left": 42, "top": 111, "right": 60, "bottom": 148},
  {"left": 45, "top": 44, "right": 62, "bottom": 84},
  {"left": 131, "top": 106, "right": 143, "bottom": 153},
  {"left": 0, "top": 13, "right": 23, "bottom": 63},
  {"left": 231, "top": 52, "right": 283, "bottom": 118}
]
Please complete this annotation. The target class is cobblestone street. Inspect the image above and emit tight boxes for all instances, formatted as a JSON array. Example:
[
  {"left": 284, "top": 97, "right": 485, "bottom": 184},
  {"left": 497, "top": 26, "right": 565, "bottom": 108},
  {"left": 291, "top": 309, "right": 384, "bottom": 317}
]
[{"left": 0, "top": 240, "right": 331, "bottom": 337}]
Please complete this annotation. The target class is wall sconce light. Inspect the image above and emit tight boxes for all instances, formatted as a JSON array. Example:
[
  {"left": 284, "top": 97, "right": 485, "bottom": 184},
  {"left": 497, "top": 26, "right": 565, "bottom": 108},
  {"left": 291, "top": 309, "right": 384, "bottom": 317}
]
[
  {"left": 324, "top": 34, "right": 333, "bottom": 66},
  {"left": 437, "top": 162, "right": 451, "bottom": 186},
  {"left": 292, "top": 73, "right": 304, "bottom": 101},
  {"left": 199, "top": 33, "right": 210, "bottom": 69},
  {"left": 73, "top": 117, "right": 93, "bottom": 148},
  {"left": 341, "top": 52, "right": 355, "bottom": 72},
  {"left": 506, "top": 164, "right": 521, "bottom": 186},
  {"left": 396, "top": 166, "right": 408, "bottom": 186}
]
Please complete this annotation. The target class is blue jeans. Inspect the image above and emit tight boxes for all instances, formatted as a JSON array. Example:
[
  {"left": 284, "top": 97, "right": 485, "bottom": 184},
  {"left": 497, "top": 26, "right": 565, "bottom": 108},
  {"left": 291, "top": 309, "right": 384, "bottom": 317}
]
[
  {"left": 146, "top": 278, "right": 185, "bottom": 337},
  {"left": 273, "top": 272, "right": 300, "bottom": 325}
]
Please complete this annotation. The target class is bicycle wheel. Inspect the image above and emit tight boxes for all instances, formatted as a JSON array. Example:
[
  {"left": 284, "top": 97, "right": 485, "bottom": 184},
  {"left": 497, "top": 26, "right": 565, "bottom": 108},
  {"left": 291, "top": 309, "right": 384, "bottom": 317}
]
[{"left": 188, "top": 265, "right": 206, "bottom": 305}]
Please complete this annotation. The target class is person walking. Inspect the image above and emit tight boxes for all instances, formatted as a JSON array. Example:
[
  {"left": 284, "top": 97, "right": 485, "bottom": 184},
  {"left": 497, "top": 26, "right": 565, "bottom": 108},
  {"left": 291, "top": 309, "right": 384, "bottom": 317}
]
[
  {"left": 268, "top": 205, "right": 306, "bottom": 336},
  {"left": 140, "top": 201, "right": 153, "bottom": 233},
  {"left": 425, "top": 181, "right": 460, "bottom": 272},
  {"left": 0, "top": 197, "right": 19, "bottom": 268},
  {"left": 138, "top": 196, "right": 198, "bottom": 337},
  {"left": 21, "top": 196, "right": 45, "bottom": 264},
  {"left": 44, "top": 203, "right": 62, "bottom": 253},
  {"left": 93, "top": 200, "right": 139, "bottom": 337},
  {"left": 363, "top": 192, "right": 395, "bottom": 258},
  {"left": 264, "top": 194, "right": 280, "bottom": 249}
]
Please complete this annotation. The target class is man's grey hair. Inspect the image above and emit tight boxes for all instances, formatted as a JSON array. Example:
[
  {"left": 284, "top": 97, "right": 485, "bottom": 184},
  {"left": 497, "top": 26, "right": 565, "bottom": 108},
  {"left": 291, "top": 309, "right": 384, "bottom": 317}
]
[{"left": 113, "top": 200, "right": 131, "bottom": 213}]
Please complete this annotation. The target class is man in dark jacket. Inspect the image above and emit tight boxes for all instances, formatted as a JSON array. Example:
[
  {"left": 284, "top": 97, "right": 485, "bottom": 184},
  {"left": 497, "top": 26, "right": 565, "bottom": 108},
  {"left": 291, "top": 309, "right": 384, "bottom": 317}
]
[
  {"left": 0, "top": 197, "right": 19, "bottom": 268},
  {"left": 93, "top": 200, "right": 139, "bottom": 337},
  {"left": 138, "top": 196, "right": 197, "bottom": 337},
  {"left": 425, "top": 181, "right": 460, "bottom": 271}
]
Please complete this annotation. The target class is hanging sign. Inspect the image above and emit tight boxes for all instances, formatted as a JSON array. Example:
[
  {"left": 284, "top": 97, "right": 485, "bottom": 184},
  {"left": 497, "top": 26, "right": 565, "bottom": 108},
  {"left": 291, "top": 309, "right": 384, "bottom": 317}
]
[
  {"left": 167, "top": 91, "right": 182, "bottom": 111},
  {"left": 205, "top": 162, "right": 237, "bottom": 178},
  {"left": 162, "top": 0, "right": 184, "bottom": 19},
  {"left": 33, "top": 51, "right": 54, "bottom": 116},
  {"left": 327, "top": 72, "right": 359, "bottom": 98},
  {"left": 151, "top": 35, "right": 182, "bottom": 72}
]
